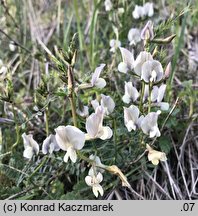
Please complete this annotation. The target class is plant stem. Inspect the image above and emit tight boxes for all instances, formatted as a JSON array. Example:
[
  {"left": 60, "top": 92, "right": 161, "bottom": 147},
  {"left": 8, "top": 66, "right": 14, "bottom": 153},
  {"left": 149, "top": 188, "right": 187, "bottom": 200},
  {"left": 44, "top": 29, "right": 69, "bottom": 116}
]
[
  {"left": 148, "top": 82, "right": 152, "bottom": 113},
  {"left": 11, "top": 104, "right": 20, "bottom": 151},
  {"left": 139, "top": 81, "right": 145, "bottom": 112},
  {"left": 69, "top": 93, "right": 77, "bottom": 127},
  {"left": 28, "top": 156, "right": 48, "bottom": 181},
  {"left": 67, "top": 65, "right": 77, "bottom": 127},
  {"left": 113, "top": 118, "right": 117, "bottom": 163},
  {"left": 45, "top": 107, "right": 49, "bottom": 136}
]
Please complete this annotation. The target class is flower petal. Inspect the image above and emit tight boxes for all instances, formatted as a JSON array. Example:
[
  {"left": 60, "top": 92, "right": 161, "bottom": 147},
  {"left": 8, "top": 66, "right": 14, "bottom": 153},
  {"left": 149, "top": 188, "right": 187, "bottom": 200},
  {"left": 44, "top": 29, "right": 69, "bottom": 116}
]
[
  {"left": 91, "top": 99, "right": 100, "bottom": 111},
  {"left": 85, "top": 176, "right": 93, "bottom": 186},
  {"left": 149, "top": 126, "right": 161, "bottom": 138},
  {"left": 55, "top": 125, "right": 85, "bottom": 151},
  {"left": 98, "top": 126, "right": 113, "bottom": 140},
  {"left": 141, "top": 112, "right": 161, "bottom": 137},
  {"left": 143, "top": 84, "right": 149, "bottom": 102},
  {"left": 22, "top": 133, "right": 39, "bottom": 155},
  {"left": 42, "top": 134, "right": 60, "bottom": 154},
  {"left": 76, "top": 105, "right": 89, "bottom": 117},
  {"left": 23, "top": 146, "right": 34, "bottom": 159},
  {"left": 94, "top": 78, "right": 106, "bottom": 89},
  {"left": 141, "top": 20, "right": 154, "bottom": 40},
  {"left": 86, "top": 111, "right": 103, "bottom": 138},
  {"left": 124, "top": 105, "right": 140, "bottom": 131},
  {"left": 64, "top": 126, "right": 85, "bottom": 150},
  {"left": 92, "top": 186, "right": 99, "bottom": 197},
  {"left": 157, "top": 84, "right": 166, "bottom": 102},
  {"left": 134, "top": 51, "right": 153, "bottom": 76},
  {"left": 93, "top": 184, "right": 104, "bottom": 197},
  {"left": 101, "top": 94, "right": 115, "bottom": 115},
  {"left": 67, "top": 146, "right": 77, "bottom": 163},
  {"left": 141, "top": 60, "right": 164, "bottom": 83},
  {"left": 96, "top": 172, "right": 103, "bottom": 183},
  {"left": 119, "top": 47, "right": 134, "bottom": 70},
  {"left": 91, "top": 64, "right": 106, "bottom": 86},
  {"left": 151, "top": 86, "right": 159, "bottom": 102},
  {"left": 118, "top": 62, "right": 128, "bottom": 73},
  {"left": 42, "top": 135, "right": 52, "bottom": 154},
  {"left": 128, "top": 28, "right": 141, "bottom": 45},
  {"left": 123, "top": 81, "right": 139, "bottom": 103},
  {"left": 55, "top": 126, "right": 70, "bottom": 151},
  {"left": 132, "top": 5, "right": 144, "bottom": 19},
  {"left": 63, "top": 152, "right": 69, "bottom": 163},
  {"left": 151, "top": 159, "right": 159, "bottom": 165},
  {"left": 143, "top": 3, "right": 154, "bottom": 17}
]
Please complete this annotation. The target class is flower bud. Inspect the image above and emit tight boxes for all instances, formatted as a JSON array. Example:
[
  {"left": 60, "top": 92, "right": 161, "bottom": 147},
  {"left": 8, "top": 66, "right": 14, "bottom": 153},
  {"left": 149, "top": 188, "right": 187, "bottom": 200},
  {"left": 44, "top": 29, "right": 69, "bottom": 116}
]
[
  {"left": 141, "top": 20, "right": 154, "bottom": 41},
  {"left": 9, "top": 41, "right": 16, "bottom": 52},
  {"left": 164, "top": 62, "right": 171, "bottom": 78}
]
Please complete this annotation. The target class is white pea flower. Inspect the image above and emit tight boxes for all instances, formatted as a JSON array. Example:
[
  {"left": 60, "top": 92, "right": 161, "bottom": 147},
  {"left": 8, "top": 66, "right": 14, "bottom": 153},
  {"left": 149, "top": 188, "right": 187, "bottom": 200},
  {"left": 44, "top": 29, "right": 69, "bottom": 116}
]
[
  {"left": 134, "top": 51, "right": 153, "bottom": 76},
  {"left": 146, "top": 144, "right": 167, "bottom": 165},
  {"left": 118, "top": 47, "right": 134, "bottom": 73},
  {"left": 141, "top": 111, "right": 161, "bottom": 138},
  {"left": 151, "top": 84, "right": 169, "bottom": 110},
  {"left": 141, "top": 60, "right": 164, "bottom": 83},
  {"left": 143, "top": 2, "right": 154, "bottom": 17},
  {"left": 22, "top": 133, "right": 39, "bottom": 159},
  {"left": 109, "top": 39, "right": 121, "bottom": 53},
  {"left": 143, "top": 84, "right": 169, "bottom": 110},
  {"left": 104, "top": 0, "right": 113, "bottom": 11},
  {"left": 42, "top": 134, "right": 60, "bottom": 154},
  {"left": 86, "top": 106, "right": 113, "bottom": 140},
  {"left": 122, "top": 81, "right": 139, "bottom": 104},
  {"left": 55, "top": 125, "right": 85, "bottom": 163},
  {"left": 151, "top": 85, "right": 165, "bottom": 102},
  {"left": 141, "top": 20, "right": 154, "bottom": 40},
  {"left": 132, "top": 5, "right": 145, "bottom": 19},
  {"left": 132, "top": 3, "right": 154, "bottom": 19},
  {"left": 124, "top": 105, "right": 143, "bottom": 131},
  {"left": 101, "top": 94, "right": 115, "bottom": 115},
  {"left": 85, "top": 171, "right": 104, "bottom": 198},
  {"left": 128, "top": 28, "right": 141, "bottom": 46},
  {"left": 89, "top": 154, "right": 105, "bottom": 173},
  {"left": 91, "top": 94, "right": 115, "bottom": 116},
  {"left": 91, "top": 64, "right": 106, "bottom": 89},
  {"left": 77, "top": 105, "right": 89, "bottom": 117},
  {"left": 9, "top": 41, "right": 16, "bottom": 52}
]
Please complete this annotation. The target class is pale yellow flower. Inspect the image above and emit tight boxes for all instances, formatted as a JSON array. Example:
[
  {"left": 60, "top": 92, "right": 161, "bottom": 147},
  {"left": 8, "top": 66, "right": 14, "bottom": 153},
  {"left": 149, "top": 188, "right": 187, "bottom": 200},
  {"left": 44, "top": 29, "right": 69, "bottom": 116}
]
[{"left": 146, "top": 144, "right": 167, "bottom": 165}]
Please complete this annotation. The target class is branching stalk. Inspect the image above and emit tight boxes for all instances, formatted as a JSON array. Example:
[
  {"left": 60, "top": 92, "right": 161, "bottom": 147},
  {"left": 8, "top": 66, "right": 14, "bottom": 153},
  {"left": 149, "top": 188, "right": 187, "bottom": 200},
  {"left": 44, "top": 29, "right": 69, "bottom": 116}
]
[
  {"left": 139, "top": 81, "right": 145, "bottom": 112},
  {"left": 67, "top": 65, "right": 77, "bottom": 127}
]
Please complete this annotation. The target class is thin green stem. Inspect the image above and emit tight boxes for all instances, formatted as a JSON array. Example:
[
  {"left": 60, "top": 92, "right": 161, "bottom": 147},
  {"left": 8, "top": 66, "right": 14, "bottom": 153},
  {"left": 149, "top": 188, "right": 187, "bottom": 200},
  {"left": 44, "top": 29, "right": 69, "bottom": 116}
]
[
  {"left": 69, "top": 93, "right": 77, "bottom": 127},
  {"left": 77, "top": 151, "right": 92, "bottom": 163},
  {"left": 113, "top": 118, "right": 117, "bottom": 163},
  {"left": 45, "top": 108, "right": 49, "bottom": 136},
  {"left": 11, "top": 104, "right": 20, "bottom": 151},
  {"left": 139, "top": 81, "right": 145, "bottom": 112},
  {"left": 148, "top": 83, "right": 152, "bottom": 113},
  {"left": 67, "top": 66, "right": 77, "bottom": 127},
  {"left": 28, "top": 156, "right": 48, "bottom": 181}
]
